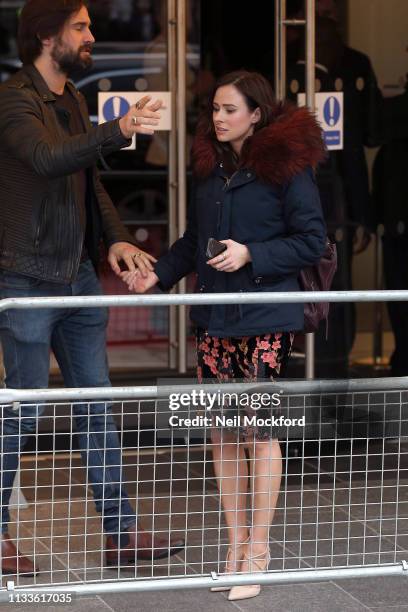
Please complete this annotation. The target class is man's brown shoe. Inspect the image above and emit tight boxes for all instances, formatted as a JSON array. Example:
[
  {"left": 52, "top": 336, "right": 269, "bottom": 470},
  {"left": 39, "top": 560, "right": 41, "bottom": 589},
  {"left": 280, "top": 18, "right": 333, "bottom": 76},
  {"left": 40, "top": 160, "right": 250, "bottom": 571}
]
[
  {"left": 1, "top": 533, "right": 39, "bottom": 576},
  {"left": 105, "top": 526, "right": 185, "bottom": 566}
]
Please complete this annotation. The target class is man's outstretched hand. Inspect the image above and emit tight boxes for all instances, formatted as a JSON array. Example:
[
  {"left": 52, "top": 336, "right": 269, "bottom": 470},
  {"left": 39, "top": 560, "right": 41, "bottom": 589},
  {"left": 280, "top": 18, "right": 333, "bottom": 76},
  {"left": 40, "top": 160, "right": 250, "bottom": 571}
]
[{"left": 119, "top": 95, "right": 163, "bottom": 139}]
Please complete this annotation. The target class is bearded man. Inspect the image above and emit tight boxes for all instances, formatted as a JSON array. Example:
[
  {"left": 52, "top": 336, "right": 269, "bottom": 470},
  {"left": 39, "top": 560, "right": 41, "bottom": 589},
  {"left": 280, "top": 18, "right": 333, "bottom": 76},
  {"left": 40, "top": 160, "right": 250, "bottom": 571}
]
[{"left": 0, "top": 0, "right": 184, "bottom": 576}]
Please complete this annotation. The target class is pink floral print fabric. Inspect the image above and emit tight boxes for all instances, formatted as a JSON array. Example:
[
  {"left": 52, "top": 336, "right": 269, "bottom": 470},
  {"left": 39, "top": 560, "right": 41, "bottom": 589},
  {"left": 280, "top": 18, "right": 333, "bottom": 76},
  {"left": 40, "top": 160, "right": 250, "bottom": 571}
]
[{"left": 196, "top": 330, "right": 294, "bottom": 440}]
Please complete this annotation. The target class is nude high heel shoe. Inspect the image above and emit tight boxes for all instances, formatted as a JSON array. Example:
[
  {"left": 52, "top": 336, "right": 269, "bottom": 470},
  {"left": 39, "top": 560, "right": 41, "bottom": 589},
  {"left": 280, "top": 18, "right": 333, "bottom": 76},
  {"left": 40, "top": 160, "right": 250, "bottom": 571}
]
[
  {"left": 210, "top": 537, "right": 248, "bottom": 592},
  {"left": 228, "top": 545, "right": 271, "bottom": 601}
]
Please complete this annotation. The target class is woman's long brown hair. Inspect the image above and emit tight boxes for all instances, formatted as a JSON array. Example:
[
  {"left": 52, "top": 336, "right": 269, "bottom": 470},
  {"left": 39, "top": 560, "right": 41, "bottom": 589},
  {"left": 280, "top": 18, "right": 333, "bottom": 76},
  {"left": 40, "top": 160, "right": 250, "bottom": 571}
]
[{"left": 197, "top": 70, "right": 277, "bottom": 164}]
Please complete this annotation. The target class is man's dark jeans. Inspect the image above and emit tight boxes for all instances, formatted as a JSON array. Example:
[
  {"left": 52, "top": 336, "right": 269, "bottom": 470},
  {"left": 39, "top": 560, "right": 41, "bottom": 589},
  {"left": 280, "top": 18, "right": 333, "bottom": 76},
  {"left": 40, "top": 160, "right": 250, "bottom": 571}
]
[{"left": 0, "top": 260, "right": 136, "bottom": 536}]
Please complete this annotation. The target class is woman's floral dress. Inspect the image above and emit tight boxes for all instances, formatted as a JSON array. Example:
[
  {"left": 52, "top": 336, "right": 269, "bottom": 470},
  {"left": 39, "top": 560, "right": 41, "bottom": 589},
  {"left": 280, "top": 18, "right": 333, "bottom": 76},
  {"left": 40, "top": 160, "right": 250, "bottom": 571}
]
[{"left": 196, "top": 330, "right": 294, "bottom": 440}]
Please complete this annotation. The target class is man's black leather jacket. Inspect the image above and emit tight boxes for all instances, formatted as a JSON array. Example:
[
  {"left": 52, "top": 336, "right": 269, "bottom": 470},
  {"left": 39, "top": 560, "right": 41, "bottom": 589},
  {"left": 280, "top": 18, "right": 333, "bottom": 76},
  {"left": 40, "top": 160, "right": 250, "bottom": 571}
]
[{"left": 0, "top": 64, "right": 135, "bottom": 283}]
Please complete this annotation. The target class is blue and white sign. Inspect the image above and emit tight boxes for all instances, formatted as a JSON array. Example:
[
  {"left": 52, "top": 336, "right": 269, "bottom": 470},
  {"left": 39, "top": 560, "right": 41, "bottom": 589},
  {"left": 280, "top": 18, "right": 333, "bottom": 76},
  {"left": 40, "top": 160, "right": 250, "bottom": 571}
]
[
  {"left": 98, "top": 92, "right": 172, "bottom": 151},
  {"left": 102, "top": 96, "right": 131, "bottom": 122},
  {"left": 297, "top": 91, "right": 343, "bottom": 150}
]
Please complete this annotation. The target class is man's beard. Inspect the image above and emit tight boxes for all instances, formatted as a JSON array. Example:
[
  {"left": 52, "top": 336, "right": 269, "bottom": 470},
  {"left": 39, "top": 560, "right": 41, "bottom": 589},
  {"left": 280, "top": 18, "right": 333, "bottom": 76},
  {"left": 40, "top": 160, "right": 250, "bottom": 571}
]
[{"left": 51, "top": 38, "right": 93, "bottom": 77}]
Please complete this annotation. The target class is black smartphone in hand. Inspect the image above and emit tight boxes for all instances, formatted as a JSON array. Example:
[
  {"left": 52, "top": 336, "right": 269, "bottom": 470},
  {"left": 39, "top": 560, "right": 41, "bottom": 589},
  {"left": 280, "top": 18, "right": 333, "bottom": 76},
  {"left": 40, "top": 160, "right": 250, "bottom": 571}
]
[{"left": 206, "top": 237, "right": 227, "bottom": 259}]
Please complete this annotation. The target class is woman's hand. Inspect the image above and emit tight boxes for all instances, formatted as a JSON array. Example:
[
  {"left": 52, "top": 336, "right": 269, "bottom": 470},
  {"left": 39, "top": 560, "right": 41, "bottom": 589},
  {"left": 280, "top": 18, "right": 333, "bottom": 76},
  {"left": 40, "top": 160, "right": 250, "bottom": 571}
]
[
  {"left": 207, "top": 239, "right": 252, "bottom": 272},
  {"left": 121, "top": 269, "right": 159, "bottom": 293}
]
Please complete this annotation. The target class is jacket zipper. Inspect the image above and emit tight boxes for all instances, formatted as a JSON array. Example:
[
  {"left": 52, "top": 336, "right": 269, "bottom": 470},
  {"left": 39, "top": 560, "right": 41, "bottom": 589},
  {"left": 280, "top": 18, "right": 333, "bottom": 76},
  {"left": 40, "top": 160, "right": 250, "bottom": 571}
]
[
  {"left": 70, "top": 190, "right": 83, "bottom": 280},
  {"left": 35, "top": 198, "right": 48, "bottom": 249},
  {"left": 65, "top": 176, "right": 82, "bottom": 281},
  {"left": 216, "top": 201, "right": 222, "bottom": 232}
]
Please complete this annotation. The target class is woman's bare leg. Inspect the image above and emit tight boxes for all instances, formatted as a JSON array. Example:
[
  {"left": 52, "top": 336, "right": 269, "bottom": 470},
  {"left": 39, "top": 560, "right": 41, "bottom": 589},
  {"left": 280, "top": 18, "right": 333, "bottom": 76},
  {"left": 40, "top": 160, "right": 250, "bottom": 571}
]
[
  {"left": 211, "top": 429, "right": 249, "bottom": 548},
  {"left": 246, "top": 438, "right": 282, "bottom": 554}
]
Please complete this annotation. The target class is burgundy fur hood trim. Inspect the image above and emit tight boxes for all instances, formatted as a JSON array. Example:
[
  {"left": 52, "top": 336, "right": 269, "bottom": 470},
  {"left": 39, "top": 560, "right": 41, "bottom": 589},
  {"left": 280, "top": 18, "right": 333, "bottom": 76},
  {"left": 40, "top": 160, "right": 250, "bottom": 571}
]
[{"left": 192, "top": 103, "right": 327, "bottom": 185}]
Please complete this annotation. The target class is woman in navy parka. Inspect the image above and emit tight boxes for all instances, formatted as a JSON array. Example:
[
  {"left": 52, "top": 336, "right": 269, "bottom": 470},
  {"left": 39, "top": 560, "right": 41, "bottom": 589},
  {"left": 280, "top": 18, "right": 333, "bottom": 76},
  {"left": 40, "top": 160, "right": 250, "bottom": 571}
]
[{"left": 123, "top": 71, "right": 326, "bottom": 600}]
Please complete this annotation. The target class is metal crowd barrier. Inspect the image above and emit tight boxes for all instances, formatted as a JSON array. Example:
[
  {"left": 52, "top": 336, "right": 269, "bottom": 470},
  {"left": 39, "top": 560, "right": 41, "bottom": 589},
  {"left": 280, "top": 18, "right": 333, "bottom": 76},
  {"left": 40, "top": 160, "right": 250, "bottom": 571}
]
[{"left": 0, "top": 291, "right": 407, "bottom": 603}]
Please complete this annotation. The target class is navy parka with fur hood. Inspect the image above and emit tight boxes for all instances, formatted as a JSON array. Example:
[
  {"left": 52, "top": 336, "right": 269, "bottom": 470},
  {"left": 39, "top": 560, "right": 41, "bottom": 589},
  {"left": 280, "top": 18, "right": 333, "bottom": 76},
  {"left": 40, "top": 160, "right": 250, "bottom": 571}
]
[{"left": 155, "top": 104, "right": 327, "bottom": 337}]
